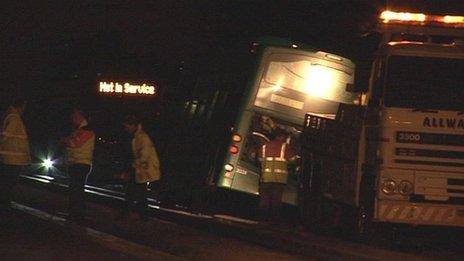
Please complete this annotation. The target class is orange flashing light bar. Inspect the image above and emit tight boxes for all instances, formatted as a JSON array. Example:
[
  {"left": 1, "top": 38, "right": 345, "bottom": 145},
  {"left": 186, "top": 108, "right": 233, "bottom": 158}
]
[
  {"left": 380, "top": 10, "right": 464, "bottom": 28},
  {"left": 381, "top": 11, "right": 426, "bottom": 23},
  {"left": 443, "top": 15, "right": 464, "bottom": 24}
]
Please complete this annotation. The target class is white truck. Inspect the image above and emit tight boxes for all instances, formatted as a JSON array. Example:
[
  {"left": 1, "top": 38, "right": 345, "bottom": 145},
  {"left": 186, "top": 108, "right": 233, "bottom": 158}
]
[{"left": 300, "top": 10, "right": 464, "bottom": 235}]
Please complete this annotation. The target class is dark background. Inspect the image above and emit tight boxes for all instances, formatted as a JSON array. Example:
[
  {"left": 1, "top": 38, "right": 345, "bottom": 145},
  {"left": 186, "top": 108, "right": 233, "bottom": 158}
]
[
  {"left": 2, "top": 0, "right": 463, "bottom": 99},
  {"left": 1, "top": 0, "right": 463, "bottom": 164}
]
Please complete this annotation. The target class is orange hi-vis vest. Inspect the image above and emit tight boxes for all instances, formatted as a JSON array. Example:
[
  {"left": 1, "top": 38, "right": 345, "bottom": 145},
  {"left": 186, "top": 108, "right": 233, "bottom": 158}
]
[
  {"left": 261, "top": 142, "right": 288, "bottom": 184},
  {"left": 65, "top": 120, "right": 95, "bottom": 166}
]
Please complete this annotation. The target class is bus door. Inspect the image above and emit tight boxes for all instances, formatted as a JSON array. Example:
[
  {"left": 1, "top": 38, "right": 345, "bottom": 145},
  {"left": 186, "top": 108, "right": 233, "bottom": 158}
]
[{"left": 236, "top": 112, "right": 302, "bottom": 205}]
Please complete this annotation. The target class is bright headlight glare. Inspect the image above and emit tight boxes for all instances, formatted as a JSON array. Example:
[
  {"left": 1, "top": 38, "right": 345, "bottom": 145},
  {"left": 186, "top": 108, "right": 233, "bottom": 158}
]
[
  {"left": 398, "top": 180, "right": 413, "bottom": 195},
  {"left": 381, "top": 179, "right": 397, "bottom": 195},
  {"left": 42, "top": 158, "right": 54, "bottom": 169}
]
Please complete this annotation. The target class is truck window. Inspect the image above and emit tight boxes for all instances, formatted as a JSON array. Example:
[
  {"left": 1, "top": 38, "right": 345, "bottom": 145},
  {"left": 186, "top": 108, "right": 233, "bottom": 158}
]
[{"left": 385, "top": 56, "right": 464, "bottom": 110}]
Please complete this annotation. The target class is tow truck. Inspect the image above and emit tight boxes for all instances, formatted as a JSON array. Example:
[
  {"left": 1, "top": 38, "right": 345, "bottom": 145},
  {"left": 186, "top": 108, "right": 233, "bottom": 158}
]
[{"left": 300, "top": 10, "right": 464, "bottom": 235}]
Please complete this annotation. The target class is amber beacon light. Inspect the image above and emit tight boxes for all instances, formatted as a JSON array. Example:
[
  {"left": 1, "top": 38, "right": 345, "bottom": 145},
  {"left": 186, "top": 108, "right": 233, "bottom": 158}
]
[{"left": 380, "top": 10, "right": 464, "bottom": 28}]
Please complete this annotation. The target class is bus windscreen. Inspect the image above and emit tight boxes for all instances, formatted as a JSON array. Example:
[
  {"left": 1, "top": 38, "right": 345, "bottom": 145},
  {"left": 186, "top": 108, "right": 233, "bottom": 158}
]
[{"left": 254, "top": 53, "right": 356, "bottom": 122}]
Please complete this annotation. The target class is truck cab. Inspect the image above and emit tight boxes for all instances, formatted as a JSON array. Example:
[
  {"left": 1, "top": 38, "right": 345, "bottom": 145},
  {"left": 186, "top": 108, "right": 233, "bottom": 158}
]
[
  {"left": 300, "top": 11, "right": 464, "bottom": 233},
  {"left": 365, "top": 12, "right": 464, "bottom": 227}
]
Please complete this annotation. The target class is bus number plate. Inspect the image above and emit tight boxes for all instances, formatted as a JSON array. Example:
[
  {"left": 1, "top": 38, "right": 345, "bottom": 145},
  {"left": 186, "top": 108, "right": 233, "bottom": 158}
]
[{"left": 236, "top": 168, "right": 247, "bottom": 175}]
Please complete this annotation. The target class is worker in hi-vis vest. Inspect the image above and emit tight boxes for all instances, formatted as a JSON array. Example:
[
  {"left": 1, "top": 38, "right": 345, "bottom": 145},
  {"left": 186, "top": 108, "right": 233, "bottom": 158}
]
[
  {"left": 259, "top": 128, "right": 295, "bottom": 222},
  {"left": 121, "top": 115, "right": 161, "bottom": 221},
  {"left": 62, "top": 108, "right": 95, "bottom": 223},
  {"left": 0, "top": 97, "right": 30, "bottom": 213}
]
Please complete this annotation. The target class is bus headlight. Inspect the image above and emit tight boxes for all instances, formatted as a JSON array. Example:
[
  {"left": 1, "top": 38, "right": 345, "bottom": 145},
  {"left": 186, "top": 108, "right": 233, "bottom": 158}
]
[
  {"left": 398, "top": 180, "right": 413, "bottom": 195},
  {"left": 381, "top": 179, "right": 396, "bottom": 195}
]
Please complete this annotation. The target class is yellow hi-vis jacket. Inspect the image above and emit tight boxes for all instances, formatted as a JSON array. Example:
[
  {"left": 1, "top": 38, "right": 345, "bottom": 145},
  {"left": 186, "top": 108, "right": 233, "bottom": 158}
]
[
  {"left": 0, "top": 107, "right": 31, "bottom": 165},
  {"left": 132, "top": 125, "right": 161, "bottom": 184},
  {"left": 261, "top": 141, "right": 288, "bottom": 184}
]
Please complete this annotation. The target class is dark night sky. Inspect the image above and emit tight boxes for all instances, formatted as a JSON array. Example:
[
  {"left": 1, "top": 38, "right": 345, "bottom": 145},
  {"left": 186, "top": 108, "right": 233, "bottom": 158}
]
[
  {"left": 1, "top": 0, "right": 463, "bottom": 103},
  {"left": 0, "top": 0, "right": 463, "bottom": 156}
]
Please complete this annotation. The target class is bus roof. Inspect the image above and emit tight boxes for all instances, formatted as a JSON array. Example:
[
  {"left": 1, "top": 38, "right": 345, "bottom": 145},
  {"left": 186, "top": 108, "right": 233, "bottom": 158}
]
[{"left": 253, "top": 36, "right": 320, "bottom": 53}]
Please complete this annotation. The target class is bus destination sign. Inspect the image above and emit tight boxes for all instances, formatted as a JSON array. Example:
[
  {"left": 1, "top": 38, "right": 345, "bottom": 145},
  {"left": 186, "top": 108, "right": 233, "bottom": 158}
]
[{"left": 99, "top": 81, "right": 157, "bottom": 96}]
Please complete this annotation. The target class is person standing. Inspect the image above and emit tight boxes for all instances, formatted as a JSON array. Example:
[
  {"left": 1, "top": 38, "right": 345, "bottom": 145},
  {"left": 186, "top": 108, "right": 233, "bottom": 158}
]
[
  {"left": 0, "top": 97, "right": 30, "bottom": 213},
  {"left": 62, "top": 109, "right": 95, "bottom": 223},
  {"left": 121, "top": 115, "right": 161, "bottom": 220},
  {"left": 259, "top": 128, "right": 294, "bottom": 223}
]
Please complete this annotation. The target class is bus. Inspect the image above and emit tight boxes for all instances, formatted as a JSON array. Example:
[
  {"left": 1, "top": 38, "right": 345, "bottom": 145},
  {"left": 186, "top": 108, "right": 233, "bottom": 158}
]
[{"left": 158, "top": 38, "right": 357, "bottom": 208}]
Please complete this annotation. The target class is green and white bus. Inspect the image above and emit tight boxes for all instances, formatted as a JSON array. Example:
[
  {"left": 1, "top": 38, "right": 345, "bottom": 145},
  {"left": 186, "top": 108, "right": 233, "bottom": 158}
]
[{"left": 159, "top": 38, "right": 357, "bottom": 206}]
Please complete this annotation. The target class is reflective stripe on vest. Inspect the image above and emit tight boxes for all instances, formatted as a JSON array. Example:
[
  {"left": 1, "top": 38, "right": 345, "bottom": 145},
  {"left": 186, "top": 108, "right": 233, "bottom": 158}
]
[
  {"left": 261, "top": 143, "right": 288, "bottom": 184},
  {"left": 262, "top": 143, "right": 287, "bottom": 160}
]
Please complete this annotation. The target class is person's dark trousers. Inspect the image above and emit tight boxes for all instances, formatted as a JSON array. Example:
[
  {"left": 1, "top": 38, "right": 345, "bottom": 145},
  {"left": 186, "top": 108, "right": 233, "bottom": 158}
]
[
  {"left": 259, "top": 182, "right": 286, "bottom": 222},
  {"left": 68, "top": 164, "right": 91, "bottom": 222},
  {"left": 122, "top": 174, "right": 148, "bottom": 219},
  {"left": 0, "top": 164, "right": 23, "bottom": 211}
]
